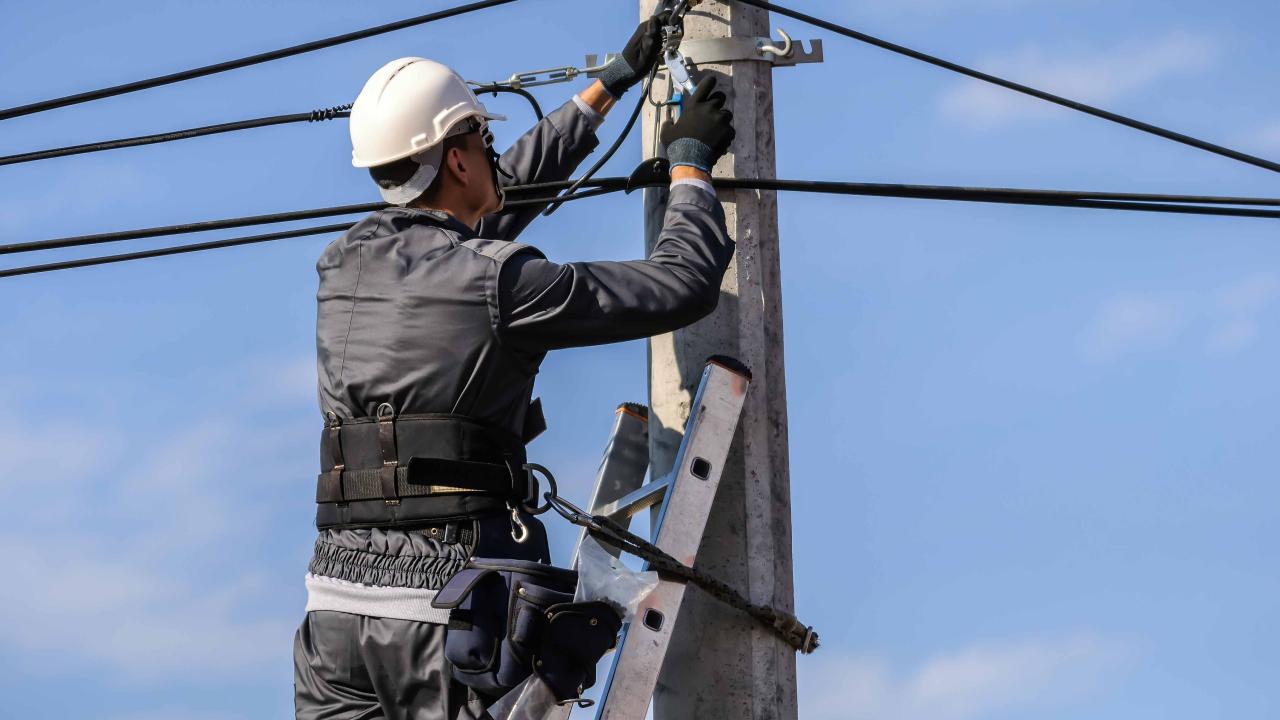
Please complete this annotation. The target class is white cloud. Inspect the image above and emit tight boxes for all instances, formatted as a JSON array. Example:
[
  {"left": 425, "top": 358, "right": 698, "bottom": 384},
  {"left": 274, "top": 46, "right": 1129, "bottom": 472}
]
[
  {"left": 109, "top": 711, "right": 248, "bottom": 720},
  {"left": 0, "top": 398, "right": 306, "bottom": 682},
  {"left": 1205, "top": 319, "right": 1258, "bottom": 356},
  {"left": 1205, "top": 272, "right": 1280, "bottom": 356},
  {"left": 800, "top": 634, "right": 1130, "bottom": 720},
  {"left": 0, "top": 162, "right": 146, "bottom": 236},
  {"left": 0, "top": 534, "right": 294, "bottom": 681},
  {"left": 847, "top": 0, "right": 1076, "bottom": 17},
  {"left": 1250, "top": 122, "right": 1280, "bottom": 153},
  {"left": 1078, "top": 294, "right": 1184, "bottom": 363},
  {"left": 1077, "top": 273, "right": 1280, "bottom": 363},
  {"left": 245, "top": 355, "right": 319, "bottom": 407},
  {"left": 1216, "top": 272, "right": 1280, "bottom": 315},
  {"left": 940, "top": 33, "right": 1217, "bottom": 128},
  {"left": 0, "top": 415, "right": 115, "bottom": 500}
]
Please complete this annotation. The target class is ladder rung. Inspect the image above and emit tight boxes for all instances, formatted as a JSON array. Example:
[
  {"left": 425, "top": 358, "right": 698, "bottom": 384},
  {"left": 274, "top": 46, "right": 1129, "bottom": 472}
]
[{"left": 596, "top": 476, "right": 671, "bottom": 521}]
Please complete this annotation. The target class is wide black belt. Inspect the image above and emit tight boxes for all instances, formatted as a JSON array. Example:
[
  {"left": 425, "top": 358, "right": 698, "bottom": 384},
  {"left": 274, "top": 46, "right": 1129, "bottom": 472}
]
[{"left": 317, "top": 405, "right": 533, "bottom": 508}]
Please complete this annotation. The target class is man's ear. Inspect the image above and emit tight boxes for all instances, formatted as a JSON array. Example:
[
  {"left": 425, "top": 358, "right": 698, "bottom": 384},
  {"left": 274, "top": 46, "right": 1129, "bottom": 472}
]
[{"left": 442, "top": 146, "right": 466, "bottom": 185}]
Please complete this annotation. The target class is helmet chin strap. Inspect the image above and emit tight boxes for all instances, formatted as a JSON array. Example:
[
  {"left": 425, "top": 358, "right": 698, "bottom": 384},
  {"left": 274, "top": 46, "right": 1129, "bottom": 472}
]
[
  {"left": 487, "top": 145, "right": 510, "bottom": 213},
  {"left": 482, "top": 122, "right": 511, "bottom": 213}
]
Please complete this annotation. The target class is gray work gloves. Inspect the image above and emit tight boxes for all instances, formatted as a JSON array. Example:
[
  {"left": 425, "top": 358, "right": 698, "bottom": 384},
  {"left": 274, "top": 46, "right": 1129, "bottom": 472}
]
[
  {"left": 598, "top": 13, "right": 670, "bottom": 98},
  {"left": 661, "top": 77, "right": 736, "bottom": 172}
]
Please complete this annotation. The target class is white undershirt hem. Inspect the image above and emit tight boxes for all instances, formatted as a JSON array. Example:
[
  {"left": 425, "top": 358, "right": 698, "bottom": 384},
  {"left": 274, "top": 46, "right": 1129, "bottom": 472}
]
[{"left": 304, "top": 573, "right": 451, "bottom": 625}]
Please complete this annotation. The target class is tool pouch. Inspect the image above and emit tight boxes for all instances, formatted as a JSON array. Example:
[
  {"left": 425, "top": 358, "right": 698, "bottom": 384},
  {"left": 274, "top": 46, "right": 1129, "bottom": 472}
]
[
  {"left": 532, "top": 600, "right": 623, "bottom": 703},
  {"left": 431, "top": 558, "right": 577, "bottom": 698}
]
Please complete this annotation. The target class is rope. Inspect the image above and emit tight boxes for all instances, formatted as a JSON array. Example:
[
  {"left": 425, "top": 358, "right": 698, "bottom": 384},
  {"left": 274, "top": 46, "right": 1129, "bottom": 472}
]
[
  {"left": 543, "top": 493, "right": 820, "bottom": 654},
  {"left": 0, "top": 0, "right": 519, "bottom": 121},
  {"left": 733, "top": 0, "right": 1280, "bottom": 175},
  {"left": 0, "top": 104, "right": 351, "bottom": 167}
]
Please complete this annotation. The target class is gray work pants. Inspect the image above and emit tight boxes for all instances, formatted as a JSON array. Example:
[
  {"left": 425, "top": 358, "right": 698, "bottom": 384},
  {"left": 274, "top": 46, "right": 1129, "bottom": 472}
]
[
  {"left": 293, "top": 514, "right": 551, "bottom": 720},
  {"left": 293, "top": 609, "right": 491, "bottom": 720}
]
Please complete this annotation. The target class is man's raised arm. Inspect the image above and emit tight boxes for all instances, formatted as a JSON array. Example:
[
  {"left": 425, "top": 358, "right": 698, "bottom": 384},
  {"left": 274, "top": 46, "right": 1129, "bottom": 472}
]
[{"left": 478, "top": 14, "right": 668, "bottom": 240}]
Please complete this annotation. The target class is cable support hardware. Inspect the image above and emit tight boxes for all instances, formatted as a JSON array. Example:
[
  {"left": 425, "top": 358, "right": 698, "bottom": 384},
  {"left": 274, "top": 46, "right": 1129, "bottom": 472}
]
[
  {"left": 0, "top": 0, "right": 519, "bottom": 122},
  {"left": 0, "top": 104, "right": 352, "bottom": 168},
  {"left": 469, "top": 54, "right": 619, "bottom": 92},
  {"left": 731, "top": 0, "right": 1280, "bottom": 175}
]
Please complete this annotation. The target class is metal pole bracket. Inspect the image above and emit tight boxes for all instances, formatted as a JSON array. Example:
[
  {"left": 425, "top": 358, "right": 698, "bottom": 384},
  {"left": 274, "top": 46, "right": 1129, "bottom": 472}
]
[
  {"left": 583, "top": 53, "right": 622, "bottom": 75},
  {"left": 677, "top": 32, "right": 824, "bottom": 68}
]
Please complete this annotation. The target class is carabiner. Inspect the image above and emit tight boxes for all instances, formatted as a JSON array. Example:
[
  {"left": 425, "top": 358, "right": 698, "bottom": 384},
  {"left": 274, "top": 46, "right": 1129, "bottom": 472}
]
[{"left": 509, "top": 503, "right": 530, "bottom": 544}]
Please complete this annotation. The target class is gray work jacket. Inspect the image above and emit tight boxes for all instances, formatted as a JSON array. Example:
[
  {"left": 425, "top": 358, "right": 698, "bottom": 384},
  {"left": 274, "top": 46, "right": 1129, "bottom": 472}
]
[{"left": 310, "top": 99, "right": 733, "bottom": 589}]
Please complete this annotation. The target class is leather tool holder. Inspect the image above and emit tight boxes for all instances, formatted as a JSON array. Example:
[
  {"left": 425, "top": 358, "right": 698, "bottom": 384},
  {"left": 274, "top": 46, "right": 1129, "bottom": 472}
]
[
  {"left": 431, "top": 558, "right": 578, "bottom": 699},
  {"left": 532, "top": 600, "right": 624, "bottom": 703}
]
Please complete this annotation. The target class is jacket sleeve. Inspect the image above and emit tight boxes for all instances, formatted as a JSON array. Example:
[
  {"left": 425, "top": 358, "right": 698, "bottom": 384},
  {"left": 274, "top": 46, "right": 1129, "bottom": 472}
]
[
  {"left": 495, "top": 185, "right": 734, "bottom": 352},
  {"left": 475, "top": 99, "right": 601, "bottom": 243}
]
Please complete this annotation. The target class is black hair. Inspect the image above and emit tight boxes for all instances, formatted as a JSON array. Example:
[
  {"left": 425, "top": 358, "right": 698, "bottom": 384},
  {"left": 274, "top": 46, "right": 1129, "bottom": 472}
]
[{"left": 367, "top": 133, "right": 471, "bottom": 195}]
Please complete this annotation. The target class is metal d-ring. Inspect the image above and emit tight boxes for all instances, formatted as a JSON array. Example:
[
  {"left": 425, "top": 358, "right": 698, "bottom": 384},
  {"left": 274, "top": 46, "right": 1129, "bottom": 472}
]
[
  {"left": 521, "top": 462, "right": 558, "bottom": 515},
  {"left": 758, "top": 28, "right": 793, "bottom": 59}
]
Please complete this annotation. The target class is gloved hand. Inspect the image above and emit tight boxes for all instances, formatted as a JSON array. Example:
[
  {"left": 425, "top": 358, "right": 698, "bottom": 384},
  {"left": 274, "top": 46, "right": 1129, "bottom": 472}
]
[
  {"left": 661, "top": 77, "right": 736, "bottom": 172},
  {"left": 598, "top": 13, "right": 669, "bottom": 98}
]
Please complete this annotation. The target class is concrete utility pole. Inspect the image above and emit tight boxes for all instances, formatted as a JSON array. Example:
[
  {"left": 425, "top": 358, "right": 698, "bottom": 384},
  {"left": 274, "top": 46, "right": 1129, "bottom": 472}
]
[{"left": 639, "top": 1, "right": 797, "bottom": 718}]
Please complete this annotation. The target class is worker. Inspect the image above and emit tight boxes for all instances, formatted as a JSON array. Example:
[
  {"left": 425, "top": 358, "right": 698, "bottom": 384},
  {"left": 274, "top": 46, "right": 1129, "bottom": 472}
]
[{"left": 293, "top": 13, "right": 735, "bottom": 720}]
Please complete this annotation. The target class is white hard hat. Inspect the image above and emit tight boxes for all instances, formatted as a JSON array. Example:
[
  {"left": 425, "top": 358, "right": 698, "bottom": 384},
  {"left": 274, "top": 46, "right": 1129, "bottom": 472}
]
[{"left": 349, "top": 57, "right": 506, "bottom": 169}]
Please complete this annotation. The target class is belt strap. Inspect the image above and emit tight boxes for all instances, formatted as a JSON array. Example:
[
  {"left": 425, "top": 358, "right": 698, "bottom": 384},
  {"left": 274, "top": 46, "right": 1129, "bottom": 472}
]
[
  {"left": 377, "top": 403, "right": 399, "bottom": 505},
  {"left": 325, "top": 411, "right": 346, "bottom": 502},
  {"left": 316, "top": 458, "right": 525, "bottom": 504}
]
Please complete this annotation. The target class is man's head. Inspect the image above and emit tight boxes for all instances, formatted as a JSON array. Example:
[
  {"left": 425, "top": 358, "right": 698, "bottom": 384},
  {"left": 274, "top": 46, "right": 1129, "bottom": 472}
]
[
  {"left": 367, "top": 117, "right": 504, "bottom": 222},
  {"left": 349, "top": 58, "right": 506, "bottom": 223}
]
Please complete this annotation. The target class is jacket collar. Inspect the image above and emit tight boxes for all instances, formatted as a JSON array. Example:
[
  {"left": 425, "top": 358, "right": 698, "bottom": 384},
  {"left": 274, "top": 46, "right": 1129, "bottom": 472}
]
[{"left": 381, "top": 206, "right": 477, "bottom": 240}]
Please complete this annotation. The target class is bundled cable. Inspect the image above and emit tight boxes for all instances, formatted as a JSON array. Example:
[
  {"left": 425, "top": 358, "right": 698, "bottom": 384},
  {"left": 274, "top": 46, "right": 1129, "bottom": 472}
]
[
  {"left": 0, "top": 186, "right": 617, "bottom": 279},
  {"left": 0, "top": 104, "right": 351, "bottom": 167},
  {"left": 5, "top": 175, "right": 1279, "bottom": 279}
]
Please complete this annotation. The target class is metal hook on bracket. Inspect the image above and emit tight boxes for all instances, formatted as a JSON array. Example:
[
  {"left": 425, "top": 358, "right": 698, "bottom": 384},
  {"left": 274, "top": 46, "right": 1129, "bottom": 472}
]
[{"left": 758, "top": 28, "right": 793, "bottom": 59}]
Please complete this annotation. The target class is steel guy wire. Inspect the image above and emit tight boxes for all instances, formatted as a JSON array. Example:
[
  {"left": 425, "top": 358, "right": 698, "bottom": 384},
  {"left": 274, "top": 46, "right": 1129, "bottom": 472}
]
[
  {"left": 732, "top": 0, "right": 1280, "bottom": 175},
  {"left": 0, "top": 0, "right": 520, "bottom": 121}
]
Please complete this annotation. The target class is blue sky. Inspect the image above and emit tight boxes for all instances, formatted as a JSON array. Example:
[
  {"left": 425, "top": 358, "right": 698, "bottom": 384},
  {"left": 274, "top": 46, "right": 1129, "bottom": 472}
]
[{"left": 1, "top": 0, "right": 1278, "bottom": 718}]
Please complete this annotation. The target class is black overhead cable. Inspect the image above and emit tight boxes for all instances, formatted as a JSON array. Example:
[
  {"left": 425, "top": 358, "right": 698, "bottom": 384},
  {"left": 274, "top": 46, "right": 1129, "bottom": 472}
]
[
  {"left": 472, "top": 84, "right": 545, "bottom": 120},
  {"left": 0, "top": 105, "right": 351, "bottom": 167},
  {"left": 733, "top": 0, "right": 1280, "bottom": 175},
  {"left": 542, "top": 66, "right": 657, "bottom": 217},
  {"left": 0, "top": 0, "right": 519, "bottom": 122},
  {"left": 0, "top": 179, "right": 601, "bottom": 256},
  {"left": 0, "top": 80, "right": 547, "bottom": 167},
  {"left": 5, "top": 178, "right": 1280, "bottom": 279},
  {"left": 0, "top": 187, "right": 617, "bottom": 279}
]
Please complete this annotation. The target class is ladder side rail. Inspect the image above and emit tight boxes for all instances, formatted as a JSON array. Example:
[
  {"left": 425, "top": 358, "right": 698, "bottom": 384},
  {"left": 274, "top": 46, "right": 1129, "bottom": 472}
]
[{"left": 594, "top": 361, "right": 751, "bottom": 720}]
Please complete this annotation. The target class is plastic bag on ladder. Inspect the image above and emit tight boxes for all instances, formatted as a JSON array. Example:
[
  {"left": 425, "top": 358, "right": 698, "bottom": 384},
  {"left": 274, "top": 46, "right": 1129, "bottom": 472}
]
[{"left": 493, "top": 536, "right": 659, "bottom": 719}]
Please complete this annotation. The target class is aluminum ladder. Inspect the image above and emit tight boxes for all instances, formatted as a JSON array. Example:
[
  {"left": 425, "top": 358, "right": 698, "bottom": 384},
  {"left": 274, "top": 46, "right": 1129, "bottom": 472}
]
[{"left": 552, "top": 357, "right": 751, "bottom": 719}]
